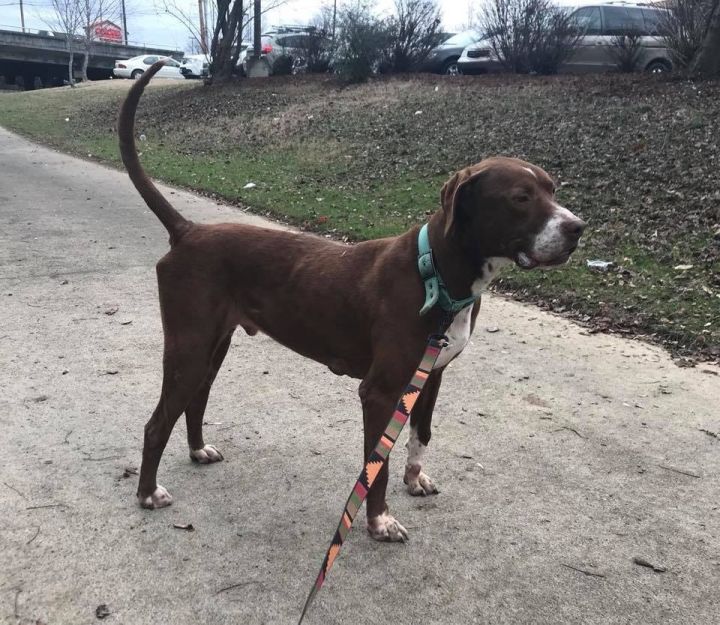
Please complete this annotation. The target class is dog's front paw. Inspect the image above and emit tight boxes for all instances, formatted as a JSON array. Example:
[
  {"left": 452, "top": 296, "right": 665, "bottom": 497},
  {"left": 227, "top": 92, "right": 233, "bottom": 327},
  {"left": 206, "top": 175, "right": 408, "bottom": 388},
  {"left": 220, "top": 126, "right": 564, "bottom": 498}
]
[
  {"left": 138, "top": 484, "right": 173, "bottom": 510},
  {"left": 367, "top": 513, "right": 409, "bottom": 542},
  {"left": 190, "top": 444, "right": 224, "bottom": 464},
  {"left": 404, "top": 466, "right": 439, "bottom": 496}
]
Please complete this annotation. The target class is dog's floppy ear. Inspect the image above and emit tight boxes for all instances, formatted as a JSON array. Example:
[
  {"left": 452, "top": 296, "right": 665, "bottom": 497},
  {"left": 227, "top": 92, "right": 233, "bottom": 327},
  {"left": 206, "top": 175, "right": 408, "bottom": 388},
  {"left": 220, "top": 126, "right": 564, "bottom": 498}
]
[{"left": 440, "top": 165, "right": 487, "bottom": 238}]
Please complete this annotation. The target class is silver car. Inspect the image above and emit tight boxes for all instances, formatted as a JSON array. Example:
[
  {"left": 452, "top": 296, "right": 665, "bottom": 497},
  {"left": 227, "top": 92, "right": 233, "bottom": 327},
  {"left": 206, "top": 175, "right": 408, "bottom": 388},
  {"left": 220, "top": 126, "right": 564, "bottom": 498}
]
[{"left": 458, "top": 2, "right": 673, "bottom": 74}]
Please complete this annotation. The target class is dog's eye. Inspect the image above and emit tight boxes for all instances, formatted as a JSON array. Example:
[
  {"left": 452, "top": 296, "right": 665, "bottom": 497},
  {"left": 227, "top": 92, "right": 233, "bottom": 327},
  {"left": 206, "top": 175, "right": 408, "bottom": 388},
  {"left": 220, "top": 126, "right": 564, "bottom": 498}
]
[{"left": 514, "top": 194, "right": 531, "bottom": 203}]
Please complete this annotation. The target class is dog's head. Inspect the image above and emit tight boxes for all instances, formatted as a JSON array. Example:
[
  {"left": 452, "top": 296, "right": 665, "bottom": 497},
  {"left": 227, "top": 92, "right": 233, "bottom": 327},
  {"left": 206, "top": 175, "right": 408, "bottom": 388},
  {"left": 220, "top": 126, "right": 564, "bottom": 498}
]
[{"left": 441, "top": 157, "right": 585, "bottom": 270}]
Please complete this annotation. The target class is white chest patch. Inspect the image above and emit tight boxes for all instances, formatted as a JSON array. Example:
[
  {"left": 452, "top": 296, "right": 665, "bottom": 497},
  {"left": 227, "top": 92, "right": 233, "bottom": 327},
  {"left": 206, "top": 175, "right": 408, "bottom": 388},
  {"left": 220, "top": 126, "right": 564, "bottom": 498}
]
[{"left": 433, "top": 306, "right": 472, "bottom": 369}]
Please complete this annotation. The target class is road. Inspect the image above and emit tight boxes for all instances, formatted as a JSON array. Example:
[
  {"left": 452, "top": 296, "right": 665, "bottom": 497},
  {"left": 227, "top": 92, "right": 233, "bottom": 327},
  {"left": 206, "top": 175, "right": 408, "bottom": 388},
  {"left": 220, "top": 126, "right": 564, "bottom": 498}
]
[{"left": 1, "top": 127, "right": 718, "bottom": 625}]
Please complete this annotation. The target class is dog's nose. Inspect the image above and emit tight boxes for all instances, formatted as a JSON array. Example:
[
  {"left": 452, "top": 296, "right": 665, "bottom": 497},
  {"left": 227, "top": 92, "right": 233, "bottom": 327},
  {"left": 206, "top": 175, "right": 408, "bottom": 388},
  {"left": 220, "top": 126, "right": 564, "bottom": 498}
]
[{"left": 563, "top": 218, "right": 586, "bottom": 239}]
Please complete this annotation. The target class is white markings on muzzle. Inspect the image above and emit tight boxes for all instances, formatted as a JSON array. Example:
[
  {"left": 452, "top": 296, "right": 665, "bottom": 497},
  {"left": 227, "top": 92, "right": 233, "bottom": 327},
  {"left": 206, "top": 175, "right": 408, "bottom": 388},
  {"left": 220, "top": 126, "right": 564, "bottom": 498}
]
[{"left": 531, "top": 202, "right": 580, "bottom": 262}]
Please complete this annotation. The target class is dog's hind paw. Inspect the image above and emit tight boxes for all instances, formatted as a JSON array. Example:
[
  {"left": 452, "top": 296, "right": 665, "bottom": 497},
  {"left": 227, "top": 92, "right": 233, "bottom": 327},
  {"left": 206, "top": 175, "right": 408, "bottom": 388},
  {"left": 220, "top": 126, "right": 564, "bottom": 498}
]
[
  {"left": 367, "top": 513, "right": 409, "bottom": 542},
  {"left": 190, "top": 445, "right": 224, "bottom": 464},
  {"left": 138, "top": 484, "right": 173, "bottom": 510},
  {"left": 404, "top": 469, "right": 439, "bottom": 497}
]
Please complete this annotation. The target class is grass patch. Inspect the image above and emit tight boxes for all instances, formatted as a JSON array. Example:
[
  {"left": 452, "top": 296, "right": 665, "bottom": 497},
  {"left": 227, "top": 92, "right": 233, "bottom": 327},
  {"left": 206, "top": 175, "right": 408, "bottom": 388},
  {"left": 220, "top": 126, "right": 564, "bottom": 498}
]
[{"left": 1, "top": 74, "right": 718, "bottom": 361}]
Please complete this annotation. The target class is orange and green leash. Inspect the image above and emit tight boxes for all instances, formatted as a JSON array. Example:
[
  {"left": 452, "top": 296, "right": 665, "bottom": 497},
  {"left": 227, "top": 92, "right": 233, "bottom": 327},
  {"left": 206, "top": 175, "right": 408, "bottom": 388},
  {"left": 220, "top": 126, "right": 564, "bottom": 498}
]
[{"left": 297, "top": 331, "right": 450, "bottom": 624}]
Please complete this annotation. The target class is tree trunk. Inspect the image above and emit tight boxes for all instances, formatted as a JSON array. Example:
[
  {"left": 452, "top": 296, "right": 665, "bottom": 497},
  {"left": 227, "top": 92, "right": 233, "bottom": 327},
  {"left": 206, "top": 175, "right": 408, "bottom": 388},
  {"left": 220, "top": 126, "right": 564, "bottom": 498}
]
[
  {"left": 67, "top": 49, "right": 75, "bottom": 87},
  {"left": 208, "top": 0, "right": 244, "bottom": 84},
  {"left": 691, "top": 0, "right": 720, "bottom": 76},
  {"left": 81, "top": 50, "right": 89, "bottom": 82}
]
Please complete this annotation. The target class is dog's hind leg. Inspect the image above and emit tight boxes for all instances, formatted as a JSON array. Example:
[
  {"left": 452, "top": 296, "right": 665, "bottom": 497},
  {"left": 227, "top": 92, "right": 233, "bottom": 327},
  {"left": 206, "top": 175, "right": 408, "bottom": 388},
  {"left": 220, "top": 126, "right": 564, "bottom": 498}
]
[
  {"left": 185, "top": 331, "right": 234, "bottom": 464},
  {"left": 404, "top": 369, "right": 443, "bottom": 497}
]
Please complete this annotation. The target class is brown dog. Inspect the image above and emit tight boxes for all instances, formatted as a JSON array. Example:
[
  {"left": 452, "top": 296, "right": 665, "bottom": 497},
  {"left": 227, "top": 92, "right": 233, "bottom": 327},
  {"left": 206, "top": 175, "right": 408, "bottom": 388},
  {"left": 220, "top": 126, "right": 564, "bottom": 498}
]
[{"left": 119, "top": 62, "right": 585, "bottom": 541}]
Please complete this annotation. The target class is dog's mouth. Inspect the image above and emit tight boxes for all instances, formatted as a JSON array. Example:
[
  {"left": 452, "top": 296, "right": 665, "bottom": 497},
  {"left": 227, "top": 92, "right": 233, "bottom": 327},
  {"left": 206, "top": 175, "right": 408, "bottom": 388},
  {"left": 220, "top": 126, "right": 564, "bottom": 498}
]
[{"left": 515, "top": 246, "right": 577, "bottom": 270}]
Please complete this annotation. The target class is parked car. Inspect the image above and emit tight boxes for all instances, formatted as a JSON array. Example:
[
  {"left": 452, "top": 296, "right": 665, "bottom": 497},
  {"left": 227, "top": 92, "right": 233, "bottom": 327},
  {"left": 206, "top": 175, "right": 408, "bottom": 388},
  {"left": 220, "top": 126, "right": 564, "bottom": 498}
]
[
  {"left": 113, "top": 55, "right": 183, "bottom": 80},
  {"left": 422, "top": 30, "right": 484, "bottom": 75},
  {"left": 180, "top": 54, "right": 210, "bottom": 79},
  {"left": 242, "top": 26, "right": 326, "bottom": 75},
  {"left": 458, "top": 2, "right": 672, "bottom": 75}
]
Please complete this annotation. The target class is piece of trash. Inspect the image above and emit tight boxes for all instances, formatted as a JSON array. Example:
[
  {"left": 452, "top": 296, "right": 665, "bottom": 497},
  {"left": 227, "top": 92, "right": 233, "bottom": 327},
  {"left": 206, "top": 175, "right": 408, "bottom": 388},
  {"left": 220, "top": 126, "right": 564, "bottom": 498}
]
[
  {"left": 139, "top": 134, "right": 147, "bottom": 142},
  {"left": 104, "top": 306, "right": 118, "bottom": 315},
  {"left": 673, "top": 264, "right": 693, "bottom": 271},
  {"left": 434, "top": 85, "right": 439, "bottom": 91},
  {"left": 95, "top": 604, "right": 111, "bottom": 619},
  {"left": 632, "top": 557, "right": 666, "bottom": 572},
  {"left": 414, "top": 110, "right": 423, "bottom": 115},
  {"left": 586, "top": 260, "right": 614, "bottom": 272},
  {"left": 486, "top": 326, "right": 500, "bottom": 333},
  {"left": 173, "top": 523, "right": 195, "bottom": 531},
  {"left": 243, "top": 182, "right": 257, "bottom": 189},
  {"left": 119, "top": 320, "right": 132, "bottom": 325},
  {"left": 122, "top": 467, "right": 138, "bottom": 478}
]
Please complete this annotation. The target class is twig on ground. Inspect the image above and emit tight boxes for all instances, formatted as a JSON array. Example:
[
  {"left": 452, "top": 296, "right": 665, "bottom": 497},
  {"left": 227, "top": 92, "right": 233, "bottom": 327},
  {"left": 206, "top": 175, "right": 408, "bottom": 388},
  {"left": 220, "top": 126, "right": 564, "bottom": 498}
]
[
  {"left": 560, "top": 563, "right": 606, "bottom": 578},
  {"left": 699, "top": 428, "right": 719, "bottom": 439},
  {"left": 658, "top": 464, "right": 701, "bottom": 478},
  {"left": 215, "top": 580, "right": 262, "bottom": 595},
  {"left": 2, "top": 481, "right": 26, "bottom": 499},
  {"left": 633, "top": 556, "right": 666, "bottom": 572},
  {"left": 26, "top": 526, "right": 41, "bottom": 545},
  {"left": 63, "top": 429, "right": 73, "bottom": 444},
  {"left": 26, "top": 503, "right": 67, "bottom": 510},
  {"left": 552, "top": 426, "right": 586, "bottom": 439}
]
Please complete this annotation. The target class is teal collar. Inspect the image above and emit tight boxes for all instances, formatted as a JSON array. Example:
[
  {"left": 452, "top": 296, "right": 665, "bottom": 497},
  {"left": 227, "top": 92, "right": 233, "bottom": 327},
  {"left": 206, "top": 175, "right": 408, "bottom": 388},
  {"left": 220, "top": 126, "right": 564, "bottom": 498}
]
[{"left": 417, "top": 224, "right": 478, "bottom": 315}]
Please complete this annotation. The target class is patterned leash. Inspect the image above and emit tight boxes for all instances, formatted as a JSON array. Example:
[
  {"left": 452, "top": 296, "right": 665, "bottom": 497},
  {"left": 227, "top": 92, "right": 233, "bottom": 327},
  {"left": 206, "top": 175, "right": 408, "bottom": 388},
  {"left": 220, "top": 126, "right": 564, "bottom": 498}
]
[{"left": 297, "top": 329, "right": 450, "bottom": 624}]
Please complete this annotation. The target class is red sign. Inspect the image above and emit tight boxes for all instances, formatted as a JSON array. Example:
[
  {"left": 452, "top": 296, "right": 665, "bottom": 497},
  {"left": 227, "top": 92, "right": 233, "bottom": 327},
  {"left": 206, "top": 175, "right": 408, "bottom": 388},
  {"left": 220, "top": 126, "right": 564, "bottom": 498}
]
[{"left": 92, "top": 21, "right": 122, "bottom": 43}]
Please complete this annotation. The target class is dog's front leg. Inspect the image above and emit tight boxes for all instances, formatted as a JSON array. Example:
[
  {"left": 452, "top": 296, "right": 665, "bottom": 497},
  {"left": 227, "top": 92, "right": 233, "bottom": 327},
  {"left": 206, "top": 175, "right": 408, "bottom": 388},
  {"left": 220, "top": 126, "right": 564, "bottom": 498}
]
[
  {"left": 359, "top": 375, "right": 409, "bottom": 542},
  {"left": 404, "top": 369, "right": 443, "bottom": 496}
]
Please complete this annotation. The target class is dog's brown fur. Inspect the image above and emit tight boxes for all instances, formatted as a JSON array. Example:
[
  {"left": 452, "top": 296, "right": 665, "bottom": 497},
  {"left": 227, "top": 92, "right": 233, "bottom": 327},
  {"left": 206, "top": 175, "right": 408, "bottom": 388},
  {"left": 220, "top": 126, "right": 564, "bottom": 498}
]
[{"left": 119, "top": 61, "right": 584, "bottom": 539}]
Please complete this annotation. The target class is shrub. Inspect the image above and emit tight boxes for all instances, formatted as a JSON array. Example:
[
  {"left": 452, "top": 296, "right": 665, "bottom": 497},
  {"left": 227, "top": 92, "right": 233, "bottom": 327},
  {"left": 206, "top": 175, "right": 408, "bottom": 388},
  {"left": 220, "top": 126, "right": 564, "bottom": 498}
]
[
  {"left": 481, "top": 0, "right": 582, "bottom": 74},
  {"left": 609, "top": 32, "right": 643, "bottom": 72},
  {"left": 335, "top": 5, "right": 389, "bottom": 83},
  {"left": 384, "top": 0, "right": 442, "bottom": 72},
  {"left": 659, "top": 0, "right": 715, "bottom": 69}
]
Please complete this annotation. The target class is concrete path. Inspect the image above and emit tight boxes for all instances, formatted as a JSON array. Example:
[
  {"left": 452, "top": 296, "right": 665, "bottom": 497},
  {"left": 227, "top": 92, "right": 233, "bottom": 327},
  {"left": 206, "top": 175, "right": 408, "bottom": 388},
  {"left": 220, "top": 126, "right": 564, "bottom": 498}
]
[{"left": 1, "top": 127, "right": 718, "bottom": 625}]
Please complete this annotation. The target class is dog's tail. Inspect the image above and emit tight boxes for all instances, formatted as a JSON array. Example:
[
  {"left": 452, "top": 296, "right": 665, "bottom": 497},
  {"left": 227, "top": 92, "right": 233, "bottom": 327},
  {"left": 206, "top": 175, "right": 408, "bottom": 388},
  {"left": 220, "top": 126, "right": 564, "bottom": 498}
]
[{"left": 118, "top": 60, "right": 189, "bottom": 245}]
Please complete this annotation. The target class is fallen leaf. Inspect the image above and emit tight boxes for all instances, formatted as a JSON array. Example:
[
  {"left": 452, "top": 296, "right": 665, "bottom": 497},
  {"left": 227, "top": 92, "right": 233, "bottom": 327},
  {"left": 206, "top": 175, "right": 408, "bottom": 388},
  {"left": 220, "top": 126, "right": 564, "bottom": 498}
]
[{"left": 173, "top": 523, "right": 195, "bottom": 531}]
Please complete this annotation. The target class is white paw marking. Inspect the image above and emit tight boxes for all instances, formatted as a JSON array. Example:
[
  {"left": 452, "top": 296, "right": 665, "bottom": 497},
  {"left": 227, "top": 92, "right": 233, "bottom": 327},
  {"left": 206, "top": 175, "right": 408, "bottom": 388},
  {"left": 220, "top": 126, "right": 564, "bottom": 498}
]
[
  {"left": 367, "top": 512, "right": 409, "bottom": 542},
  {"left": 190, "top": 444, "right": 224, "bottom": 464},
  {"left": 138, "top": 484, "right": 173, "bottom": 509},
  {"left": 405, "top": 469, "right": 438, "bottom": 496}
]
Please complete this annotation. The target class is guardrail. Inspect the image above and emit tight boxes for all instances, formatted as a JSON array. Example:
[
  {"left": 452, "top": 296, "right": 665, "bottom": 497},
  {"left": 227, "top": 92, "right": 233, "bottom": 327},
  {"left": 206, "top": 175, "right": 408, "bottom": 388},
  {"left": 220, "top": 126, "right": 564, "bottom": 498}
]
[{"left": 0, "top": 23, "right": 182, "bottom": 52}]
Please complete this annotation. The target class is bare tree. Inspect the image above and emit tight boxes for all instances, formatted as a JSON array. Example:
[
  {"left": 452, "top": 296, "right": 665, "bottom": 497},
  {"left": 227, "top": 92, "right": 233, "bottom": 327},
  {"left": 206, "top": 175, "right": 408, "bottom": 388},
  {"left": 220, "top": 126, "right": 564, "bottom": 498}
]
[
  {"left": 44, "top": 0, "right": 83, "bottom": 86},
  {"left": 78, "top": 0, "right": 123, "bottom": 82}
]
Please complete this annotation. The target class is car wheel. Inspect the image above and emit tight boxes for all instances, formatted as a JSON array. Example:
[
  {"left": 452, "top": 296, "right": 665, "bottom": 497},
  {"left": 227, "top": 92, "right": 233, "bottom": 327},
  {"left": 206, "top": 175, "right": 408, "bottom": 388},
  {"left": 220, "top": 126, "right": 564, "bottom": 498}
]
[
  {"left": 646, "top": 60, "right": 671, "bottom": 74},
  {"left": 441, "top": 58, "right": 460, "bottom": 76},
  {"left": 131, "top": 69, "right": 144, "bottom": 80}
]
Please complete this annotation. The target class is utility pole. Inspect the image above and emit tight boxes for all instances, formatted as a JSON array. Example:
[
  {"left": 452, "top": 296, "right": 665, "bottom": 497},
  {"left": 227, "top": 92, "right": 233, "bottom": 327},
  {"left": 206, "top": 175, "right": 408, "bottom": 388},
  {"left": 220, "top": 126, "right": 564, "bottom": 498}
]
[
  {"left": 198, "top": 0, "right": 208, "bottom": 54},
  {"left": 121, "top": 0, "right": 128, "bottom": 44},
  {"left": 19, "top": 0, "right": 26, "bottom": 32},
  {"left": 253, "top": 0, "right": 261, "bottom": 58}
]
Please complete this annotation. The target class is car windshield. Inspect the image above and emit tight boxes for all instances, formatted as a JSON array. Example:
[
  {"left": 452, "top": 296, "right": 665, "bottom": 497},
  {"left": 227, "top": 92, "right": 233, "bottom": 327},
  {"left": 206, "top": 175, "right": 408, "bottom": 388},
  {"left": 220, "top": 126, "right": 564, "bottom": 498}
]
[{"left": 442, "top": 30, "right": 481, "bottom": 47}]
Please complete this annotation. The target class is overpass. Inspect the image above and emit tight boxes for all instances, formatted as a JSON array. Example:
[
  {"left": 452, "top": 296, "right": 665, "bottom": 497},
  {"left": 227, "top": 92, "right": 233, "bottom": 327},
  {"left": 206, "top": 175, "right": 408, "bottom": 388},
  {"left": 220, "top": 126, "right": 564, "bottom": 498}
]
[{"left": 0, "top": 26, "right": 182, "bottom": 89}]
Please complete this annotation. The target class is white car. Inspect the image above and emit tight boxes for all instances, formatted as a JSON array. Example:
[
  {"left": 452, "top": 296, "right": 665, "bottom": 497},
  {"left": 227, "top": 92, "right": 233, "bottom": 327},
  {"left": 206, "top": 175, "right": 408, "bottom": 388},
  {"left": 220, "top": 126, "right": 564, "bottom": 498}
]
[
  {"left": 113, "top": 55, "right": 184, "bottom": 80},
  {"left": 180, "top": 54, "right": 210, "bottom": 79}
]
